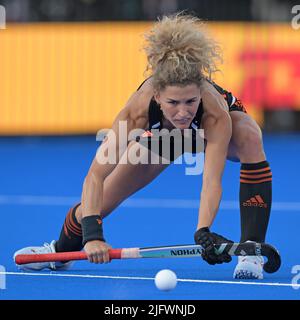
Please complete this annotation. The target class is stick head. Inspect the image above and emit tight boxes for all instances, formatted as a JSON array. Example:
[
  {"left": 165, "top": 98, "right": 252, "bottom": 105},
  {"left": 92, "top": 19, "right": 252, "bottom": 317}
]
[{"left": 262, "top": 244, "right": 281, "bottom": 273}]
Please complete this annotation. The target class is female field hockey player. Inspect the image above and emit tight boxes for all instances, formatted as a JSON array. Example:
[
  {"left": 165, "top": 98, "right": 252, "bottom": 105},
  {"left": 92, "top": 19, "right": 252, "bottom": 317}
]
[{"left": 14, "top": 13, "right": 273, "bottom": 279}]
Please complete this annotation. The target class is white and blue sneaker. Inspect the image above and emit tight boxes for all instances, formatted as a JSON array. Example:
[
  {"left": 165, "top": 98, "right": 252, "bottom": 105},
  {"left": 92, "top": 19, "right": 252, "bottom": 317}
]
[
  {"left": 233, "top": 255, "right": 264, "bottom": 279},
  {"left": 13, "top": 240, "right": 73, "bottom": 271}
]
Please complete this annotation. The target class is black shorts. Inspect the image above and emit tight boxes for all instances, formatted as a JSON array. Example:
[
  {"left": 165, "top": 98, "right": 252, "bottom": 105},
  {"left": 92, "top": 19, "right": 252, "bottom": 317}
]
[
  {"left": 137, "top": 99, "right": 246, "bottom": 162},
  {"left": 229, "top": 98, "right": 247, "bottom": 113},
  {"left": 136, "top": 131, "right": 205, "bottom": 162}
]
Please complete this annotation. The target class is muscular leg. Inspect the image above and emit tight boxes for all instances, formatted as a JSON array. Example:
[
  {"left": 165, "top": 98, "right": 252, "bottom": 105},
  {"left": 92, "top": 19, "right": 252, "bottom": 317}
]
[
  {"left": 76, "top": 141, "right": 170, "bottom": 221},
  {"left": 227, "top": 111, "right": 272, "bottom": 243},
  {"left": 227, "top": 111, "right": 266, "bottom": 163},
  {"left": 101, "top": 143, "right": 170, "bottom": 217},
  {"left": 55, "top": 141, "right": 170, "bottom": 252}
]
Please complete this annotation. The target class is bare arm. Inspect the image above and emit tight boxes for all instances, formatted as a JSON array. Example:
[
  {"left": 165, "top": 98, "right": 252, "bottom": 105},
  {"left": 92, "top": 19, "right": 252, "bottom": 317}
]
[
  {"left": 80, "top": 92, "right": 148, "bottom": 263},
  {"left": 200, "top": 80, "right": 229, "bottom": 112},
  {"left": 197, "top": 111, "right": 232, "bottom": 229}
]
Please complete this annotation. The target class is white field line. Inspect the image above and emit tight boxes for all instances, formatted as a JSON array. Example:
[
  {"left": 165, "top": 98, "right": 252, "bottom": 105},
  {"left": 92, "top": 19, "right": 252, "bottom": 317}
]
[
  {"left": 0, "top": 195, "right": 300, "bottom": 211},
  {"left": 0, "top": 271, "right": 299, "bottom": 288}
]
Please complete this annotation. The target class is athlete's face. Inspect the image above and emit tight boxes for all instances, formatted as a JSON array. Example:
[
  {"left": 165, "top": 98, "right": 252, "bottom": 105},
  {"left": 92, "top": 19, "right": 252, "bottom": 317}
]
[{"left": 154, "top": 84, "right": 201, "bottom": 129}]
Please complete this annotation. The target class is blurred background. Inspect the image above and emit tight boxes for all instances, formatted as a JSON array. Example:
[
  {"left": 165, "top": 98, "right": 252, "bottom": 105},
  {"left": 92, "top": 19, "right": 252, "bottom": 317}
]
[{"left": 0, "top": 0, "right": 300, "bottom": 135}]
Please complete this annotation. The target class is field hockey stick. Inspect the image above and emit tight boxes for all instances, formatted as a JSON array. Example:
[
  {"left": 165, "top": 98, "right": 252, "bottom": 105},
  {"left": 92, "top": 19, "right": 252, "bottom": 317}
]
[{"left": 14, "top": 242, "right": 281, "bottom": 273}]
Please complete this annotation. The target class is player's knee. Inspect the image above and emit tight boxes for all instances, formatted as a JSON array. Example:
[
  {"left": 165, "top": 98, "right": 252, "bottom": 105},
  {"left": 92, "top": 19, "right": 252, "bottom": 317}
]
[
  {"left": 237, "top": 125, "right": 264, "bottom": 159},
  {"left": 245, "top": 126, "right": 262, "bottom": 148}
]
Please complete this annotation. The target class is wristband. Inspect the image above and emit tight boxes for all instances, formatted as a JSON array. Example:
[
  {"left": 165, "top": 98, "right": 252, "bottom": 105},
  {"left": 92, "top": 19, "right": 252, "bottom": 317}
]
[{"left": 81, "top": 215, "right": 105, "bottom": 246}]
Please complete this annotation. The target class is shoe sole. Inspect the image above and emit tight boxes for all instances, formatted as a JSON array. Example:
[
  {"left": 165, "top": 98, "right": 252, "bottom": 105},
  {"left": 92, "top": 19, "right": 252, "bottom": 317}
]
[{"left": 234, "top": 270, "right": 263, "bottom": 280}]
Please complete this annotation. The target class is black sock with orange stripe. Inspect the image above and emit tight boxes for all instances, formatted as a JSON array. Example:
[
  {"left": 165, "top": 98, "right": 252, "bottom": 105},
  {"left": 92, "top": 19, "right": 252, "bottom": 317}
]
[
  {"left": 239, "top": 161, "right": 272, "bottom": 243},
  {"left": 55, "top": 203, "right": 83, "bottom": 252}
]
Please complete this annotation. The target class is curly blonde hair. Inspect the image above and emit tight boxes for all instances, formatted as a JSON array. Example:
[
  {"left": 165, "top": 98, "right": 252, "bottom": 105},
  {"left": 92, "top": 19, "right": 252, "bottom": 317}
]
[{"left": 144, "top": 13, "right": 222, "bottom": 91}]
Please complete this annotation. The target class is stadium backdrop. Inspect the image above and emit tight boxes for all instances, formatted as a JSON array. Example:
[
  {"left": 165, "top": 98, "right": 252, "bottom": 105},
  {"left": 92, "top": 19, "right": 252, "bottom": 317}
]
[{"left": 0, "top": 22, "right": 299, "bottom": 135}]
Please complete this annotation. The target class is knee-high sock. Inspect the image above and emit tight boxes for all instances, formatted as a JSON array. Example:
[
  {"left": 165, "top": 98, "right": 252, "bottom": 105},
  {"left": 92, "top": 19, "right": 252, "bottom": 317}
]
[
  {"left": 239, "top": 161, "right": 272, "bottom": 243},
  {"left": 55, "top": 203, "right": 83, "bottom": 252}
]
